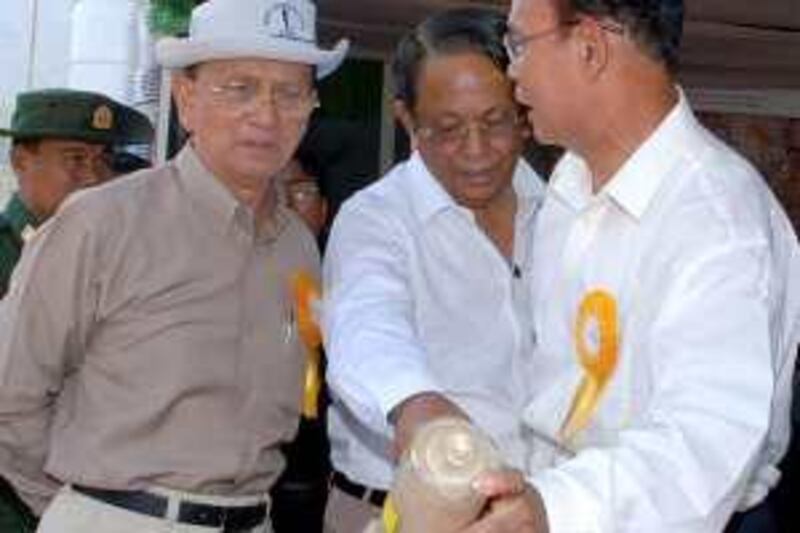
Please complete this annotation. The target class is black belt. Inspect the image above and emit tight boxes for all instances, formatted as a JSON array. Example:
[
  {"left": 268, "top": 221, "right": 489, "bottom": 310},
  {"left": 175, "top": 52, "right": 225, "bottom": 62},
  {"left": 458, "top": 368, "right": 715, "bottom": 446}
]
[
  {"left": 72, "top": 485, "right": 267, "bottom": 532},
  {"left": 330, "top": 471, "right": 387, "bottom": 508}
]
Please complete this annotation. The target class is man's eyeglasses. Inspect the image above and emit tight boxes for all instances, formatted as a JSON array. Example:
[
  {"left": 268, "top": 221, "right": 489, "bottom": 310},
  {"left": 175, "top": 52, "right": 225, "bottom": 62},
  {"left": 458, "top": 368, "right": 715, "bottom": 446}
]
[
  {"left": 416, "top": 110, "right": 523, "bottom": 149},
  {"left": 285, "top": 181, "right": 322, "bottom": 205},
  {"left": 206, "top": 79, "right": 319, "bottom": 118},
  {"left": 503, "top": 21, "right": 579, "bottom": 61},
  {"left": 504, "top": 18, "right": 623, "bottom": 62}
]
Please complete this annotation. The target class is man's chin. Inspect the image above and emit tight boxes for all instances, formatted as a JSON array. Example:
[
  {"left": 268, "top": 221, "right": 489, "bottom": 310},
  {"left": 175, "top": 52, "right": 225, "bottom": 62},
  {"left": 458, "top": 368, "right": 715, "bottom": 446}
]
[
  {"left": 235, "top": 156, "right": 284, "bottom": 181},
  {"left": 456, "top": 191, "right": 501, "bottom": 210}
]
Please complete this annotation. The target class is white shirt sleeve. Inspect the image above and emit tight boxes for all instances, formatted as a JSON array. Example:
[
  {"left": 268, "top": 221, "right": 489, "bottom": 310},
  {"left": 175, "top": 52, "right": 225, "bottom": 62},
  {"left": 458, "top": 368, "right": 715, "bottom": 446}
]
[
  {"left": 532, "top": 240, "right": 775, "bottom": 533},
  {"left": 738, "top": 221, "right": 800, "bottom": 510},
  {"left": 323, "top": 199, "right": 443, "bottom": 437}
]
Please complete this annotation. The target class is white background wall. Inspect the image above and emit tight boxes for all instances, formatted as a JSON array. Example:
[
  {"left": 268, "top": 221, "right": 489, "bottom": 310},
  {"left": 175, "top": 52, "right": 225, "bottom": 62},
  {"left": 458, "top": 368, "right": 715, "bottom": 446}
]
[{"left": 0, "top": 0, "right": 74, "bottom": 204}]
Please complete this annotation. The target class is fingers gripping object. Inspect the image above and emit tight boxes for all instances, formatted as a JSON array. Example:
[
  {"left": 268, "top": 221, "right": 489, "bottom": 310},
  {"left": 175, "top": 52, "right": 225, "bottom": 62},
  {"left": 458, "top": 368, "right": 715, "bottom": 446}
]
[
  {"left": 560, "top": 289, "right": 619, "bottom": 444},
  {"left": 290, "top": 271, "right": 323, "bottom": 419},
  {"left": 366, "top": 417, "right": 504, "bottom": 533}
]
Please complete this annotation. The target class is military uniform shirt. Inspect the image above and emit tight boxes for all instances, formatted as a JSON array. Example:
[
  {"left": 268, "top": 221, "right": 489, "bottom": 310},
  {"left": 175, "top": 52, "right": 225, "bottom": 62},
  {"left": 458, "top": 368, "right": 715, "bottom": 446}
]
[
  {"left": 0, "top": 193, "right": 37, "bottom": 299},
  {"left": 0, "top": 145, "right": 319, "bottom": 513}
]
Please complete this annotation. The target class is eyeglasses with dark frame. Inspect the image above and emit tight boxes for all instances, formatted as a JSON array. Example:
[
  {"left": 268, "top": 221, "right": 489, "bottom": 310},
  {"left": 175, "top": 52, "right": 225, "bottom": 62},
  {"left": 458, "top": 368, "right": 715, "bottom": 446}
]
[
  {"left": 503, "top": 20, "right": 579, "bottom": 61},
  {"left": 415, "top": 109, "right": 524, "bottom": 149},
  {"left": 504, "top": 17, "right": 624, "bottom": 62},
  {"left": 205, "top": 78, "right": 319, "bottom": 118}
]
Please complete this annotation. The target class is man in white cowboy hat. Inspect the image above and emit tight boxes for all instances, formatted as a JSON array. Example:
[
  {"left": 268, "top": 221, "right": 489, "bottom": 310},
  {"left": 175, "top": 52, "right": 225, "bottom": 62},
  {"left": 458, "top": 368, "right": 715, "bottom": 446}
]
[{"left": 0, "top": 1, "right": 347, "bottom": 532}]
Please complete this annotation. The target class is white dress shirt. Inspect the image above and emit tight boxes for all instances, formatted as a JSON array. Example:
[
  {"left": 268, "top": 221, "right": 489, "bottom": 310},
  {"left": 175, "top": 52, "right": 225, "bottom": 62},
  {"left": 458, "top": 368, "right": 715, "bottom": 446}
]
[
  {"left": 323, "top": 152, "right": 544, "bottom": 489},
  {"left": 524, "top": 93, "right": 800, "bottom": 533}
]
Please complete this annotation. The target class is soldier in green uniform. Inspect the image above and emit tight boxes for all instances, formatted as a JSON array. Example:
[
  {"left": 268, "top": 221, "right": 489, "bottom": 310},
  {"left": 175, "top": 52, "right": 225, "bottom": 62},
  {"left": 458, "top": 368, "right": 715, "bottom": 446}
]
[
  {"left": 0, "top": 89, "right": 153, "bottom": 300},
  {"left": 0, "top": 88, "right": 153, "bottom": 532}
]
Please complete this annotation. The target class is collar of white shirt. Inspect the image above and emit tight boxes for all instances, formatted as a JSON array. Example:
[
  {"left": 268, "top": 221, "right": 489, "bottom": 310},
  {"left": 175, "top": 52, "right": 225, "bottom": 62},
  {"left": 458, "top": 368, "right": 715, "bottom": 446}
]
[
  {"left": 549, "top": 89, "right": 705, "bottom": 220},
  {"left": 404, "top": 150, "right": 545, "bottom": 224}
]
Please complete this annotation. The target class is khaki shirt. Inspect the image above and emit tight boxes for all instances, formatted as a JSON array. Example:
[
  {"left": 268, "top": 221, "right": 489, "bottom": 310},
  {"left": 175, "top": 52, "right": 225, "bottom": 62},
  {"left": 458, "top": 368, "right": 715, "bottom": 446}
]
[{"left": 0, "top": 146, "right": 319, "bottom": 513}]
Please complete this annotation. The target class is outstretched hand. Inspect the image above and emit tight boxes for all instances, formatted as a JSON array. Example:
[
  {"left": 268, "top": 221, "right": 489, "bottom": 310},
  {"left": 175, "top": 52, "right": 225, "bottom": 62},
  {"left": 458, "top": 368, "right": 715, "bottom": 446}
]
[
  {"left": 390, "top": 392, "right": 469, "bottom": 459},
  {"left": 462, "top": 469, "right": 549, "bottom": 533}
]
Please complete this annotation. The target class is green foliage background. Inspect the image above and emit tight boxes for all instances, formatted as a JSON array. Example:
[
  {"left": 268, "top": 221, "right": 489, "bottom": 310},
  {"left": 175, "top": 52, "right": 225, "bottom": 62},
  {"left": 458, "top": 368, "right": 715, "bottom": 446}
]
[{"left": 148, "top": 0, "right": 195, "bottom": 36}]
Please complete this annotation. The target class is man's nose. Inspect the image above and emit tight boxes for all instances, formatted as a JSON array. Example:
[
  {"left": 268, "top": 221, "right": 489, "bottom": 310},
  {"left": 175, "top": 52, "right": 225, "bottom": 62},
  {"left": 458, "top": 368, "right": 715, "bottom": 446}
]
[
  {"left": 247, "top": 91, "right": 280, "bottom": 125},
  {"left": 462, "top": 123, "right": 491, "bottom": 158}
]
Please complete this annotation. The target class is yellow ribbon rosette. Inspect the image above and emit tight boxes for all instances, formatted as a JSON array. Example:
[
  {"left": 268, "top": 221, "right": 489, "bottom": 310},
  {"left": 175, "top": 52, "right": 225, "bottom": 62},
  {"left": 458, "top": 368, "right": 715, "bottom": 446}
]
[
  {"left": 560, "top": 289, "right": 619, "bottom": 444},
  {"left": 290, "top": 271, "right": 323, "bottom": 419}
]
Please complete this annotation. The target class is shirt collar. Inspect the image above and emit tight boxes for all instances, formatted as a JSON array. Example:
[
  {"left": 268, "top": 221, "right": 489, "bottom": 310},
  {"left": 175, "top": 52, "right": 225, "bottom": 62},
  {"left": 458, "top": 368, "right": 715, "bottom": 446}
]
[
  {"left": 175, "top": 145, "right": 239, "bottom": 226},
  {"left": 2, "top": 192, "right": 39, "bottom": 238},
  {"left": 514, "top": 157, "right": 547, "bottom": 223},
  {"left": 550, "top": 88, "right": 700, "bottom": 219},
  {"left": 174, "top": 144, "right": 289, "bottom": 242},
  {"left": 406, "top": 150, "right": 545, "bottom": 224}
]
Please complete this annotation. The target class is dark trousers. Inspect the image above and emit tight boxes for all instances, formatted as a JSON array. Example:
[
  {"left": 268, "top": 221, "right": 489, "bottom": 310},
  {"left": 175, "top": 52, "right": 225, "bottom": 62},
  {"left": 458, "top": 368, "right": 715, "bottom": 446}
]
[
  {"left": 270, "top": 417, "right": 331, "bottom": 533},
  {"left": 725, "top": 501, "right": 778, "bottom": 533}
]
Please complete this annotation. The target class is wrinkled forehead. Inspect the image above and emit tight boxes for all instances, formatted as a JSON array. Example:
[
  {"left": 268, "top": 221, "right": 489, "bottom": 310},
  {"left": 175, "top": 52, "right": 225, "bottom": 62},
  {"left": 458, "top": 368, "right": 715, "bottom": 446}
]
[
  {"left": 190, "top": 57, "right": 314, "bottom": 83},
  {"left": 509, "top": 0, "right": 562, "bottom": 30},
  {"left": 414, "top": 52, "right": 517, "bottom": 117}
]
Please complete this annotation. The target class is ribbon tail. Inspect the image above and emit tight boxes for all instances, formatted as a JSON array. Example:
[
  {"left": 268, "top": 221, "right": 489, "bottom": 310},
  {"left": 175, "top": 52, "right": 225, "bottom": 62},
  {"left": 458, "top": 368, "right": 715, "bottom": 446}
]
[
  {"left": 302, "top": 348, "right": 322, "bottom": 419},
  {"left": 382, "top": 495, "right": 400, "bottom": 533},
  {"left": 560, "top": 376, "right": 603, "bottom": 443},
  {"left": 291, "top": 270, "right": 324, "bottom": 419}
]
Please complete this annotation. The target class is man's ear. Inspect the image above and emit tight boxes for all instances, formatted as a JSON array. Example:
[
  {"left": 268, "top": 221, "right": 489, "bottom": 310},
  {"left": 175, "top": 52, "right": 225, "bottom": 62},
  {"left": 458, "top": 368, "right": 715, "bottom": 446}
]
[
  {"left": 393, "top": 100, "right": 418, "bottom": 149},
  {"left": 573, "top": 19, "right": 611, "bottom": 80},
  {"left": 171, "top": 72, "right": 196, "bottom": 135}
]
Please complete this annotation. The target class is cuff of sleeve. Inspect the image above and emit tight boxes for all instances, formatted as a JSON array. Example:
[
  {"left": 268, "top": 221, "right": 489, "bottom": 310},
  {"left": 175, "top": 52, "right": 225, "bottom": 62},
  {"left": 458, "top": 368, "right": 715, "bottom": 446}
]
[
  {"left": 373, "top": 372, "right": 443, "bottom": 425},
  {"left": 531, "top": 468, "right": 603, "bottom": 533},
  {"left": 331, "top": 368, "right": 442, "bottom": 438}
]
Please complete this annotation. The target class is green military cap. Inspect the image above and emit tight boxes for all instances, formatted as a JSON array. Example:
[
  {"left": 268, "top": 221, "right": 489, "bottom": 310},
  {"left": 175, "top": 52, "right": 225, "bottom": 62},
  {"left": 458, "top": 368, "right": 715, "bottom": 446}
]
[{"left": 0, "top": 88, "right": 154, "bottom": 146}]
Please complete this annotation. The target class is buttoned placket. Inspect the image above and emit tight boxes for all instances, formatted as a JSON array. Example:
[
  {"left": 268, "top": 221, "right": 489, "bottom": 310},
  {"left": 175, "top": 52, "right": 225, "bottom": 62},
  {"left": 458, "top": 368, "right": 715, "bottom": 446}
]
[
  {"left": 228, "top": 205, "right": 261, "bottom": 490},
  {"left": 511, "top": 195, "right": 540, "bottom": 412},
  {"left": 457, "top": 200, "right": 537, "bottom": 422},
  {"left": 554, "top": 193, "right": 647, "bottom": 447}
]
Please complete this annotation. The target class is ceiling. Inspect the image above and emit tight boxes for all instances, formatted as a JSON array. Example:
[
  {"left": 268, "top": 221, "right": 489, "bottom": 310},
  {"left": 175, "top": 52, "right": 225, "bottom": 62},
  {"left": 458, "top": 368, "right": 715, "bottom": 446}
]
[{"left": 317, "top": 0, "right": 800, "bottom": 89}]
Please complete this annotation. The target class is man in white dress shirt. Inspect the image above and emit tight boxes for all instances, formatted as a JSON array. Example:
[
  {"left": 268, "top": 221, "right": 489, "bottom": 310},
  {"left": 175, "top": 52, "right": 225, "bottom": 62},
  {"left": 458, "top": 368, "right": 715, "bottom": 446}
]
[
  {"left": 322, "top": 7, "right": 544, "bottom": 532},
  {"left": 461, "top": 0, "right": 800, "bottom": 532}
]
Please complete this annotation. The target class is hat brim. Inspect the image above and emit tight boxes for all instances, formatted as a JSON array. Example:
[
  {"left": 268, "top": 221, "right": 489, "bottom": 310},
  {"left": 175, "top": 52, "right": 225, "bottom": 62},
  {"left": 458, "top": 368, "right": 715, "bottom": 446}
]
[
  {"left": 156, "top": 37, "right": 349, "bottom": 79},
  {"left": 0, "top": 127, "right": 112, "bottom": 144}
]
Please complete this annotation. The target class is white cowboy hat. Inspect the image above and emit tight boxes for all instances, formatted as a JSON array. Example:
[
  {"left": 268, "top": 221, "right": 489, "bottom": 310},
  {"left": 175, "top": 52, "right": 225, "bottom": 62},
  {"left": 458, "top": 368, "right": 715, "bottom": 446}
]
[{"left": 155, "top": 0, "right": 349, "bottom": 79}]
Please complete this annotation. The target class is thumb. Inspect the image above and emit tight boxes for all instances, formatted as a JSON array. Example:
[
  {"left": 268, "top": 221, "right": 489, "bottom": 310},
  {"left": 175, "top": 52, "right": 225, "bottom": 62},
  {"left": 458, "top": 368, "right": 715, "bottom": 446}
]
[{"left": 472, "top": 469, "right": 527, "bottom": 498}]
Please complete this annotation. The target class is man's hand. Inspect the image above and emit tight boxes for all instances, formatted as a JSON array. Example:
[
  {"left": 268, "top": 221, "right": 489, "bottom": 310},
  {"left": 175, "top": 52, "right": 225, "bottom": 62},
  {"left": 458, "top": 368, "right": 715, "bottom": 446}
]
[
  {"left": 389, "top": 392, "right": 468, "bottom": 459},
  {"left": 462, "top": 470, "right": 549, "bottom": 533}
]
